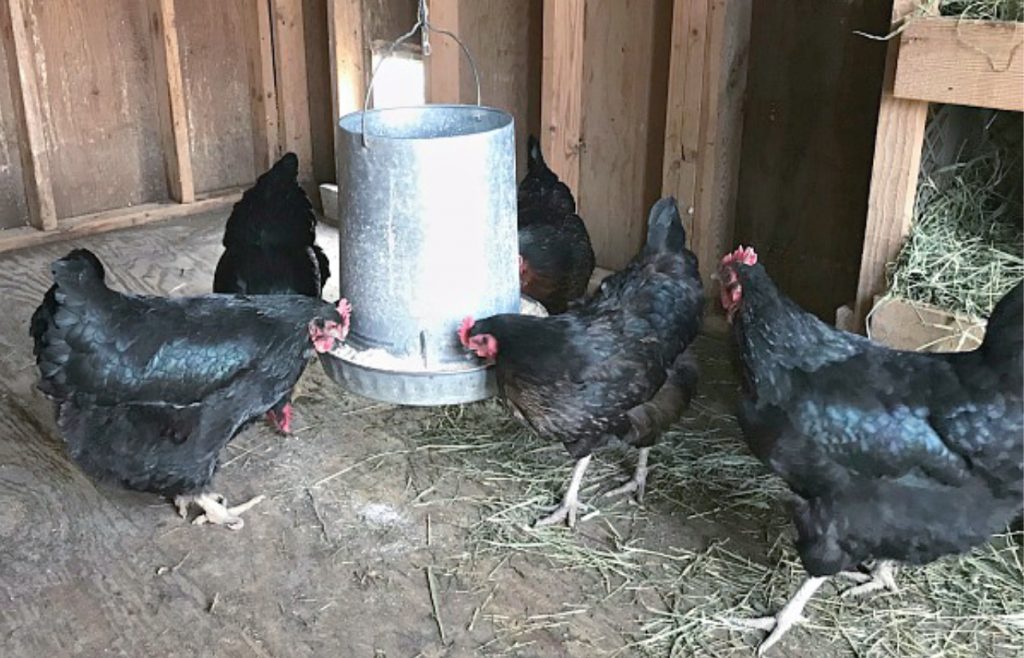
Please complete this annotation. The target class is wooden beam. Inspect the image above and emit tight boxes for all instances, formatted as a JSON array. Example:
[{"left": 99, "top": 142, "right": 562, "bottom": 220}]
[
  {"left": 271, "top": 0, "right": 313, "bottom": 182},
  {"left": 150, "top": 0, "right": 195, "bottom": 203},
  {"left": 0, "top": 192, "right": 241, "bottom": 254},
  {"left": 425, "top": 0, "right": 463, "bottom": 104},
  {"left": 893, "top": 16, "right": 1024, "bottom": 112},
  {"left": 0, "top": 0, "right": 56, "bottom": 230},
  {"left": 690, "top": 0, "right": 751, "bottom": 285},
  {"left": 327, "top": 0, "right": 366, "bottom": 128},
  {"left": 848, "top": 0, "right": 931, "bottom": 331},
  {"left": 246, "top": 0, "right": 280, "bottom": 172},
  {"left": 540, "top": 0, "right": 585, "bottom": 196},
  {"left": 661, "top": 0, "right": 709, "bottom": 224}
]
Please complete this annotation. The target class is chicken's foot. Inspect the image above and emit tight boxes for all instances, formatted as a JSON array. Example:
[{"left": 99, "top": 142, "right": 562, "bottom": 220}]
[
  {"left": 720, "top": 575, "right": 827, "bottom": 657},
  {"left": 174, "top": 493, "right": 265, "bottom": 530},
  {"left": 838, "top": 560, "right": 899, "bottom": 598},
  {"left": 534, "top": 455, "right": 593, "bottom": 529},
  {"left": 603, "top": 447, "right": 650, "bottom": 503}
]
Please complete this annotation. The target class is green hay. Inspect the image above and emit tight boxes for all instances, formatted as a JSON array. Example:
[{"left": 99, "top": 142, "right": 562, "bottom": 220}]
[{"left": 888, "top": 151, "right": 1024, "bottom": 320}]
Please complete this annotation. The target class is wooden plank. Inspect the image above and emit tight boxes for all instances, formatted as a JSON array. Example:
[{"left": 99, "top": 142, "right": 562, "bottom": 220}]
[
  {"left": 271, "top": 0, "right": 313, "bottom": 182},
  {"left": 577, "top": 0, "right": 673, "bottom": 270},
  {"left": 0, "top": 17, "right": 29, "bottom": 229},
  {"left": 867, "top": 296, "right": 985, "bottom": 352},
  {"left": 149, "top": 0, "right": 195, "bottom": 203},
  {"left": 245, "top": 0, "right": 280, "bottom": 172},
  {"left": 424, "top": 0, "right": 463, "bottom": 104},
  {"left": 0, "top": 0, "right": 55, "bottom": 230},
  {"left": 849, "top": 0, "right": 931, "bottom": 331},
  {"left": 894, "top": 17, "right": 1024, "bottom": 112},
  {"left": 29, "top": 0, "right": 168, "bottom": 218},
  {"left": 176, "top": 1, "right": 256, "bottom": 195},
  {"left": 0, "top": 192, "right": 240, "bottom": 253},
  {"left": 690, "top": 0, "right": 751, "bottom": 284},
  {"left": 661, "top": 0, "right": 709, "bottom": 223},
  {"left": 540, "top": 0, "right": 585, "bottom": 196},
  {"left": 327, "top": 0, "right": 366, "bottom": 153}
]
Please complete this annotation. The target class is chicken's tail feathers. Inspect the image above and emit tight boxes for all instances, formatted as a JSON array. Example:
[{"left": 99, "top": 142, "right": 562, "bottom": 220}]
[
  {"left": 981, "top": 280, "right": 1023, "bottom": 364},
  {"left": 643, "top": 196, "right": 687, "bottom": 257},
  {"left": 526, "top": 135, "right": 550, "bottom": 175}
]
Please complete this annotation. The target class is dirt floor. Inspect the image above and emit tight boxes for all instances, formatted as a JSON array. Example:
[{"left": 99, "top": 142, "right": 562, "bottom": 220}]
[{"left": 0, "top": 213, "right": 1020, "bottom": 658}]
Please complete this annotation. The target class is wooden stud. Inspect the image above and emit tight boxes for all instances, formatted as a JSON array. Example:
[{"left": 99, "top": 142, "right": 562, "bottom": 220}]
[
  {"left": 661, "top": 0, "right": 709, "bottom": 228},
  {"left": 246, "top": 0, "right": 280, "bottom": 172},
  {"left": 893, "top": 17, "right": 1024, "bottom": 113},
  {"left": 425, "top": 0, "right": 463, "bottom": 104},
  {"left": 690, "top": 0, "right": 752, "bottom": 285},
  {"left": 848, "top": 0, "right": 932, "bottom": 331},
  {"left": 327, "top": 0, "right": 367, "bottom": 132},
  {"left": 540, "top": 0, "right": 585, "bottom": 196},
  {"left": 0, "top": 192, "right": 241, "bottom": 254},
  {"left": 150, "top": 0, "right": 195, "bottom": 203},
  {"left": 0, "top": 0, "right": 56, "bottom": 230},
  {"left": 271, "top": 0, "right": 313, "bottom": 182}
]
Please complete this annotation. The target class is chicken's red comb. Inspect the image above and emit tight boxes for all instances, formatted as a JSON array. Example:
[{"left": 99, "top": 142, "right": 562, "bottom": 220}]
[
  {"left": 721, "top": 245, "right": 758, "bottom": 267},
  {"left": 336, "top": 298, "right": 352, "bottom": 319},
  {"left": 458, "top": 316, "right": 474, "bottom": 347}
]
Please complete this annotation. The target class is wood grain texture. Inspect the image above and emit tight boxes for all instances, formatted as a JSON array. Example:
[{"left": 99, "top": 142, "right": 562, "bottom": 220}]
[
  {"left": 326, "top": 0, "right": 365, "bottom": 181},
  {"left": 0, "top": 0, "right": 55, "bottom": 229},
  {"left": 894, "top": 16, "right": 1023, "bottom": 112},
  {"left": 424, "top": 0, "right": 461, "bottom": 105},
  {"left": 540, "top": 0, "right": 585, "bottom": 196},
  {"left": 0, "top": 192, "right": 240, "bottom": 253},
  {"left": 245, "top": 0, "right": 280, "bottom": 173},
  {"left": 271, "top": 0, "right": 313, "bottom": 182},
  {"left": 661, "top": 0, "right": 708, "bottom": 224},
  {"left": 0, "top": 13, "right": 29, "bottom": 229},
  {"left": 733, "top": 0, "right": 891, "bottom": 321},
  {"left": 29, "top": 0, "right": 168, "bottom": 218},
  {"left": 150, "top": 0, "right": 195, "bottom": 203},
  {"left": 175, "top": 0, "right": 257, "bottom": 195},
  {"left": 688, "top": 0, "right": 750, "bottom": 285},
  {"left": 850, "top": 0, "right": 932, "bottom": 331}
]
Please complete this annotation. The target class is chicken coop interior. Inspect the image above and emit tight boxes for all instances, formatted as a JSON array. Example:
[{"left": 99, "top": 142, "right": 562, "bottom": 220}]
[{"left": 1, "top": 0, "right": 1022, "bottom": 656}]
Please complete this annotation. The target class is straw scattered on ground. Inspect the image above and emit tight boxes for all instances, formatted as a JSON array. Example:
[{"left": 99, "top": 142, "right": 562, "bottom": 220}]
[{"left": 399, "top": 338, "right": 1024, "bottom": 656}]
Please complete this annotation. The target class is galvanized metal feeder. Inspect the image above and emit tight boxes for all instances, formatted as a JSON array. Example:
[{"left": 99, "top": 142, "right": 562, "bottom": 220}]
[{"left": 320, "top": 6, "right": 519, "bottom": 405}]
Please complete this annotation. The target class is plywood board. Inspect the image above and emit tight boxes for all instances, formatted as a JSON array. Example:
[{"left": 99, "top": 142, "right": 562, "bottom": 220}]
[
  {"left": 894, "top": 16, "right": 1024, "bottom": 112},
  {"left": 271, "top": 0, "right": 313, "bottom": 183},
  {"left": 540, "top": 0, "right": 584, "bottom": 196},
  {"left": 175, "top": 0, "right": 257, "bottom": 194},
  {"left": 29, "top": 0, "right": 168, "bottom": 218},
  {"left": 733, "top": 0, "right": 891, "bottom": 321},
  {"left": 577, "top": 0, "right": 672, "bottom": 271}
]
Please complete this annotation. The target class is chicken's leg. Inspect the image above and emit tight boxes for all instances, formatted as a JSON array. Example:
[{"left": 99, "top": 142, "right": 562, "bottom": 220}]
[
  {"left": 174, "top": 493, "right": 265, "bottom": 530},
  {"left": 837, "top": 560, "right": 899, "bottom": 598},
  {"left": 603, "top": 447, "right": 650, "bottom": 503},
  {"left": 721, "top": 576, "right": 827, "bottom": 657},
  {"left": 534, "top": 455, "right": 593, "bottom": 528}
]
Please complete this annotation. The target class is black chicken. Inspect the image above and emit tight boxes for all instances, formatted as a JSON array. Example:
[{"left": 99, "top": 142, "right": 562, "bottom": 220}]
[
  {"left": 517, "top": 135, "right": 595, "bottom": 314},
  {"left": 213, "top": 152, "right": 331, "bottom": 434},
  {"left": 31, "top": 249, "right": 350, "bottom": 529},
  {"left": 460, "top": 197, "right": 704, "bottom": 527},
  {"left": 718, "top": 246, "right": 1023, "bottom": 654}
]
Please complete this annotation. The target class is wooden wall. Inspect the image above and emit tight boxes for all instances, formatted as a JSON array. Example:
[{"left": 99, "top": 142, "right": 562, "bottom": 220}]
[
  {"left": 577, "top": 0, "right": 673, "bottom": 271},
  {"left": 0, "top": 18, "right": 28, "bottom": 228},
  {"left": 425, "top": 0, "right": 544, "bottom": 180},
  {"left": 733, "top": 0, "right": 891, "bottom": 320}
]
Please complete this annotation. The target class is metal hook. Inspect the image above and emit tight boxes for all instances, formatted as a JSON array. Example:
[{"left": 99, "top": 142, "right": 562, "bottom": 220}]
[{"left": 360, "top": 0, "right": 483, "bottom": 148}]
